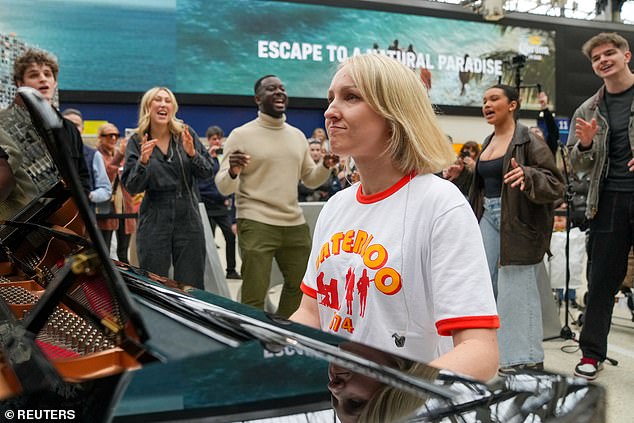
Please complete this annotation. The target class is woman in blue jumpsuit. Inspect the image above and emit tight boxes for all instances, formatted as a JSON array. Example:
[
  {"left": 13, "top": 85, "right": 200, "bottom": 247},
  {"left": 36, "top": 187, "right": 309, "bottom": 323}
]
[{"left": 122, "top": 87, "right": 214, "bottom": 289}]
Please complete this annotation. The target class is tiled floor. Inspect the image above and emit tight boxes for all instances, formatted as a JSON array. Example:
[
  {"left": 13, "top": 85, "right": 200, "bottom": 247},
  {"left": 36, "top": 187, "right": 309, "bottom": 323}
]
[{"left": 213, "top": 230, "right": 634, "bottom": 422}]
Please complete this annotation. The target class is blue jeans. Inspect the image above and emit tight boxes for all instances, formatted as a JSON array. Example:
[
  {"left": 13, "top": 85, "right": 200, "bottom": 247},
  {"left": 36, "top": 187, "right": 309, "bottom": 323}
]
[
  {"left": 480, "top": 197, "right": 501, "bottom": 297},
  {"left": 480, "top": 197, "right": 544, "bottom": 366},
  {"left": 556, "top": 288, "right": 577, "bottom": 301}
]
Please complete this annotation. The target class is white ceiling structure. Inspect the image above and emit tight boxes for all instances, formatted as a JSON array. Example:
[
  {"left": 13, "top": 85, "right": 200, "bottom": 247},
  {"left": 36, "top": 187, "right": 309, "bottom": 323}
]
[{"left": 436, "top": 0, "right": 634, "bottom": 23}]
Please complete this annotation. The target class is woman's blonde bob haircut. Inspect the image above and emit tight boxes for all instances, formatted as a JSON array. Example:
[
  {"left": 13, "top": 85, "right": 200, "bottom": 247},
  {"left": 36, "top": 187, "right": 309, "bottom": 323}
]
[
  {"left": 359, "top": 361, "right": 440, "bottom": 423},
  {"left": 135, "top": 86, "right": 185, "bottom": 137},
  {"left": 336, "top": 54, "right": 455, "bottom": 175}
]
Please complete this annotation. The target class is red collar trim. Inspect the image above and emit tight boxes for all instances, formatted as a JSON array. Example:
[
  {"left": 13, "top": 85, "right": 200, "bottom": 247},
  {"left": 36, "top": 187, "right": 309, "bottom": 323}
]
[{"left": 356, "top": 171, "right": 417, "bottom": 204}]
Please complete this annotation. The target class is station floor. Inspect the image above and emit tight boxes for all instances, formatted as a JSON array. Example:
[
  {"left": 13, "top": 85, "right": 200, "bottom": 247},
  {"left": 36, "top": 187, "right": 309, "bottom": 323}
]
[{"left": 213, "top": 230, "right": 633, "bottom": 423}]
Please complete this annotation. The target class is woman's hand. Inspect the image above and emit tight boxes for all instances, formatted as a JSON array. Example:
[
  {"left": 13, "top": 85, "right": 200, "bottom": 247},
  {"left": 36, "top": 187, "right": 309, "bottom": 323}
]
[
  {"left": 503, "top": 158, "right": 525, "bottom": 190},
  {"left": 140, "top": 134, "right": 157, "bottom": 165},
  {"left": 182, "top": 125, "right": 196, "bottom": 157},
  {"left": 118, "top": 137, "right": 127, "bottom": 156}
]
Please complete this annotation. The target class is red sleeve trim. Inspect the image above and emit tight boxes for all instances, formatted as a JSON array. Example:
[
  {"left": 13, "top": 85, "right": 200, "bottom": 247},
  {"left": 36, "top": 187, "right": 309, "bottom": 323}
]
[
  {"left": 300, "top": 282, "right": 317, "bottom": 298},
  {"left": 435, "top": 315, "right": 500, "bottom": 336}
]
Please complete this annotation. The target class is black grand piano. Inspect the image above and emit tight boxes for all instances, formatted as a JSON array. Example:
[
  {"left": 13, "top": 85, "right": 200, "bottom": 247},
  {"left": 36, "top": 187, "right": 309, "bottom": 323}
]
[{"left": 0, "top": 88, "right": 605, "bottom": 423}]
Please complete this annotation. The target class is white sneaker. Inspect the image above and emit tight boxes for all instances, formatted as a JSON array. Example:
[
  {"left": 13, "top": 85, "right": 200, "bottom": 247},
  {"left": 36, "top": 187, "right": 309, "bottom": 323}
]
[{"left": 574, "top": 358, "right": 603, "bottom": 380}]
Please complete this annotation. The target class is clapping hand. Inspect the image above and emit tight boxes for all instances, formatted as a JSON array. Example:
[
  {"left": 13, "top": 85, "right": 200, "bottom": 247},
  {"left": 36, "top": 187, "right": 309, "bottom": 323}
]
[
  {"left": 118, "top": 137, "right": 127, "bottom": 156},
  {"left": 140, "top": 133, "right": 157, "bottom": 165},
  {"left": 182, "top": 125, "right": 195, "bottom": 157},
  {"left": 445, "top": 160, "right": 464, "bottom": 181},
  {"left": 323, "top": 152, "right": 339, "bottom": 169},
  {"left": 228, "top": 150, "right": 251, "bottom": 177}
]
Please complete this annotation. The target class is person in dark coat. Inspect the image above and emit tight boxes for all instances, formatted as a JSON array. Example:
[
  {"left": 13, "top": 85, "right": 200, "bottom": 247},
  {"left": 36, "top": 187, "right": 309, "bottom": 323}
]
[{"left": 198, "top": 125, "right": 240, "bottom": 279}]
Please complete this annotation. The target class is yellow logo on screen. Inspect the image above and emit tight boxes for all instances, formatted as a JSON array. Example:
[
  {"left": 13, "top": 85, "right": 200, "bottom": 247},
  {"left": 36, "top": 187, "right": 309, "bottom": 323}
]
[{"left": 528, "top": 35, "right": 543, "bottom": 45}]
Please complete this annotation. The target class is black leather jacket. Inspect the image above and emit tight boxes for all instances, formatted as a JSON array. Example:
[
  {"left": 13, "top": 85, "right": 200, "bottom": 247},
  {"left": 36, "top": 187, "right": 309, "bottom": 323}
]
[{"left": 469, "top": 123, "right": 565, "bottom": 265}]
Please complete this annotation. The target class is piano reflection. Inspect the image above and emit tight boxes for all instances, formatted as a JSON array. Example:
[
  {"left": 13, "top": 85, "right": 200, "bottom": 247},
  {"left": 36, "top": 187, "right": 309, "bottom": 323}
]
[{"left": 0, "top": 87, "right": 606, "bottom": 423}]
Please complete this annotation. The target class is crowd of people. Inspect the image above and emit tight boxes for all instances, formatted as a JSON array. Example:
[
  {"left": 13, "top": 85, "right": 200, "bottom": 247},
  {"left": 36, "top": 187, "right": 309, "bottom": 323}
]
[{"left": 1, "top": 31, "right": 633, "bottom": 394}]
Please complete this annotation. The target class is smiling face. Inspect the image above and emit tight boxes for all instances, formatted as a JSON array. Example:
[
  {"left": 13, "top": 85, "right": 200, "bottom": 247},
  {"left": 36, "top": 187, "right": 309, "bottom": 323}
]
[
  {"left": 98, "top": 123, "right": 120, "bottom": 152},
  {"left": 590, "top": 42, "right": 632, "bottom": 80},
  {"left": 16, "top": 63, "right": 58, "bottom": 103},
  {"left": 482, "top": 87, "right": 517, "bottom": 127},
  {"left": 324, "top": 67, "right": 390, "bottom": 161},
  {"left": 255, "top": 76, "right": 288, "bottom": 118},
  {"left": 148, "top": 89, "right": 175, "bottom": 128}
]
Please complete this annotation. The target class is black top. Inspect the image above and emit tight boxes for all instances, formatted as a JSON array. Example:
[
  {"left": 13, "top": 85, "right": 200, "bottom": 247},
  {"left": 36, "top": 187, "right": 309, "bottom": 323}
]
[
  {"left": 62, "top": 117, "right": 92, "bottom": 195},
  {"left": 603, "top": 84, "right": 634, "bottom": 192},
  {"left": 477, "top": 156, "right": 504, "bottom": 198}
]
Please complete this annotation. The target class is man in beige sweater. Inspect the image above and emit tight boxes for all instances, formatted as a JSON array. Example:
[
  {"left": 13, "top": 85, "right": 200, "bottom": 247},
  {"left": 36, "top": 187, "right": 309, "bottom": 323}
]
[{"left": 215, "top": 75, "right": 336, "bottom": 317}]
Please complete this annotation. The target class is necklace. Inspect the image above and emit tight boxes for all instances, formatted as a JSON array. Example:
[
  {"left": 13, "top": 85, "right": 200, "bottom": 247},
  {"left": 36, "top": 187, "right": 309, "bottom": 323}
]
[{"left": 164, "top": 140, "right": 174, "bottom": 163}]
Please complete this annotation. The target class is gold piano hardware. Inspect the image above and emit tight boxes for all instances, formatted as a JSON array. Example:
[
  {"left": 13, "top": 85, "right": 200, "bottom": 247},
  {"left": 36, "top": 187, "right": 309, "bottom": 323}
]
[
  {"left": 100, "top": 317, "right": 121, "bottom": 334},
  {"left": 69, "top": 252, "right": 100, "bottom": 276}
]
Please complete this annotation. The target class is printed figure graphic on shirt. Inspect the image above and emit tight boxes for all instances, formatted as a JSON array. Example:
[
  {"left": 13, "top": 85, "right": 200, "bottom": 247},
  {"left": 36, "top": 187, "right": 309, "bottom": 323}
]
[
  {"left": 324, "top": 265, "right": 373, "bottom": 320},
  {"left": 313, "top": 227, "right": 407, "bottom": 337},
  {"left": 344, "top": 267, "right": 355, "bottom": 316},
  {"left": 317, "top": 272, "right": 339, "bottom": 310},
  {"left": 357, "top": 269, "right": 370, "bottom": 318}
]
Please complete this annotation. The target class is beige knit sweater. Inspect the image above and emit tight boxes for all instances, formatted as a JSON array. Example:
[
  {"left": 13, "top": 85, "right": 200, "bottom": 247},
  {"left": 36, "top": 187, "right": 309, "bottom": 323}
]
[{"left": 215, "top": 112, "right": 330, "bottom": 226}]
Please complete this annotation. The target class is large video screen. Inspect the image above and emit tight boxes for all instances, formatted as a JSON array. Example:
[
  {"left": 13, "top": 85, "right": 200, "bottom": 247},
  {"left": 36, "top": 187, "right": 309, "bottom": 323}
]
[{"left": 0, "top": 0, "right": 555, "bottom": 109}]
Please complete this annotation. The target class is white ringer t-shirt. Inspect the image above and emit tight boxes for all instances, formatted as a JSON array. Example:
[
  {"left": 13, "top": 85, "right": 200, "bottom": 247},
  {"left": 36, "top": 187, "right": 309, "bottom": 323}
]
[{"left": 301, "top": 172, "right": 499, "bottom": 363}]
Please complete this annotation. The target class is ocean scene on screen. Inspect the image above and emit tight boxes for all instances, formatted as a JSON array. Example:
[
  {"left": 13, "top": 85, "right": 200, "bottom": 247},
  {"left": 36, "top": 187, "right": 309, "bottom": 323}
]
[
  {"left": 177, "top": 0, "right": 556, "bottom": 108},
  {"left": 0, "top": 0, "right": 175, "bottom": 92},
  {"left": 0, "top": 0, "right": 555, "bottom": 109}
]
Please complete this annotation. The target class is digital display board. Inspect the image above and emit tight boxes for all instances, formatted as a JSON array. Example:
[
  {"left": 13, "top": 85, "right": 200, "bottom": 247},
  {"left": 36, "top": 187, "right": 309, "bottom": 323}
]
[{"left": 0, "top": 0, "right": 555, "bottom": 109}]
